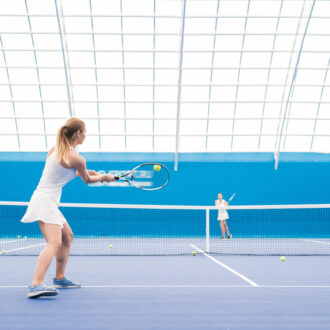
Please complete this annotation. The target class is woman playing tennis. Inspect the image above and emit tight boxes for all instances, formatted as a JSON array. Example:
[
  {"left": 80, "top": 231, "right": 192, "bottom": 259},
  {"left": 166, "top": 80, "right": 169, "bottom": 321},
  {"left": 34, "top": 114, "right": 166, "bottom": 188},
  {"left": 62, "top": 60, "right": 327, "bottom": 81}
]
[
  {"left": 215, "top": 193, "right": 232, "bottom": 240},
  {"left": 21, "top": 118, "right": 115, "bottom": 298}
]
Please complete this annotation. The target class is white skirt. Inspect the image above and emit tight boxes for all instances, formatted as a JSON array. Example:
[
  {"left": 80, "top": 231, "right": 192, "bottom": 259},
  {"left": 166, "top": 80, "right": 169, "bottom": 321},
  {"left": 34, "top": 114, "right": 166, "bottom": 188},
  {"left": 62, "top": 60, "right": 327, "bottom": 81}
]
[
  {"left": 21, "top": 192, "right": 67, "bottom": 229},
  {"left": 217, "top": 209, "right": 229, "bottom": 221}
]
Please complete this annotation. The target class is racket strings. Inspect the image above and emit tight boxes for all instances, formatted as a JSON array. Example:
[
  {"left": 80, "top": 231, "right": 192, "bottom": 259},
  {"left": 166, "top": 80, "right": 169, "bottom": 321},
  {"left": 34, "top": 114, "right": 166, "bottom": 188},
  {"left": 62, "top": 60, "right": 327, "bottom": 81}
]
[
  {"left": 132, "top": 164, "right": 169, "bottom": 190},
  {"left": 152, "top": 168, "right": 168, "bottom": 188}
]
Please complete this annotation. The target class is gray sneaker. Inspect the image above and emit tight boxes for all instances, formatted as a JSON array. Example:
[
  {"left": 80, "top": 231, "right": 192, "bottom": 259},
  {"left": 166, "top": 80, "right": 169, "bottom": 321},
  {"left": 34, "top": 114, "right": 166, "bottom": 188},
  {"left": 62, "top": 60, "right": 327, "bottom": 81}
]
[
  {"left": 27, "top": 284, "right": 58, "bottom": 299},
  {"left": 53, "top": 277, "right": 81, "bottom": 289}
]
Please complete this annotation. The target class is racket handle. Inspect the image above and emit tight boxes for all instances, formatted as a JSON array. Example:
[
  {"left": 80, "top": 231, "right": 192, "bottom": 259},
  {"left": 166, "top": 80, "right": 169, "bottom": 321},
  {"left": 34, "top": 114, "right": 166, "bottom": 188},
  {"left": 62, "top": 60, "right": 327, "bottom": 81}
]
[{"left": 114, "top": 176, "right": 119, "bottom": 180}]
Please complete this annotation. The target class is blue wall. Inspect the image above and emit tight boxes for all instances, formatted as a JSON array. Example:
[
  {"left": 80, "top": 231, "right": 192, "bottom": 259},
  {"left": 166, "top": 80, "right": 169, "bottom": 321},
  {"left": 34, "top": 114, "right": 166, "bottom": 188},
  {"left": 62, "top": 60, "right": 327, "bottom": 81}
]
[{"left": 1, "top": 152, "right": 330, "bottom": 205}]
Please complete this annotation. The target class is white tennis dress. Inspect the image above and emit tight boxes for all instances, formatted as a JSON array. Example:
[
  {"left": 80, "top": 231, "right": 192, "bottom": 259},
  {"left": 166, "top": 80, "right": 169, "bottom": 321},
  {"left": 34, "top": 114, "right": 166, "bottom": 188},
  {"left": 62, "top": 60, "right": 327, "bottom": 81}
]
[
  {"left": 21, "top": 147, "right": 76, "bottom": 228},
  {"left": 216, "top": 200, "right": 229, "bottom": 221}
]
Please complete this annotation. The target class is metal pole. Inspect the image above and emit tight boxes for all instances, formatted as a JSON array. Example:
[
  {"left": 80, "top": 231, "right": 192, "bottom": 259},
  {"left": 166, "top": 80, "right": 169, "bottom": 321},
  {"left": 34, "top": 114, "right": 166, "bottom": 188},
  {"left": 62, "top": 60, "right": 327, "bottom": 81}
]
[
  {"left": 206, "top": 208, "right": 210, "bottom": 253},
  {"left": 174, "top": 0, "right": 187, "bottom": 171},
  {"left": 54, "top": 0, "right": 74, "bottom": 117},
  {"left": 274, "top": 0, "right": 316, "bottom": 169}
]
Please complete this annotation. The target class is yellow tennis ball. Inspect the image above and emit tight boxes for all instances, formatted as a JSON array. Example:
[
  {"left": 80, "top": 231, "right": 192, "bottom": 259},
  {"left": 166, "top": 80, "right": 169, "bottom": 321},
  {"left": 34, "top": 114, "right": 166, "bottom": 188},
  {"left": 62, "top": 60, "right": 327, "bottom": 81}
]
[
  {"left": 280, "top": 256, "right": 286, "bottom": 262},
  {"left": 192, "top": 251, "right": 196, "bottom": 256},
  {"left": 17, "top": 235, "right": 21, "bottom": 239},
  {"left": 109, "top": 244, "right": 113, "bottom": 248},
  {"left": 153, "top": 165, "right": 161, "bottom": 172},
  {"left": 1, "top": 250, "right": 7, "bottom": 254},
  {"left": 24, "top": 236, "right": 27, "bottom": 239}
]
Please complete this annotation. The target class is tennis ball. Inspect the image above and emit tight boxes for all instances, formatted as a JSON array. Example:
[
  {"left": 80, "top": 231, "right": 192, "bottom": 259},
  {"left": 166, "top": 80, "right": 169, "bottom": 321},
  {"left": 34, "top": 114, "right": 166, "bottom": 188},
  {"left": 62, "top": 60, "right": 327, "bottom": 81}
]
[
  {"left": 1, "top": 250, "right": 6, "bottom": 254},
  {"left": 153, "top": 165, "right": 161, "bottom": 172},
  {"left": 24, "top": 236, "right": 27, "bottom": 239},
  {"left": 17, "top": 235, "right": 21, "bottom": 239},
  {"left": 109, "top": 244, "right": 113, "bottom": 248},
  {"left": 280, "top": 256, "right": 286, "bottom": 262},
  {"left": 192, "top": 251, "right": 196, "bottom": 256}
]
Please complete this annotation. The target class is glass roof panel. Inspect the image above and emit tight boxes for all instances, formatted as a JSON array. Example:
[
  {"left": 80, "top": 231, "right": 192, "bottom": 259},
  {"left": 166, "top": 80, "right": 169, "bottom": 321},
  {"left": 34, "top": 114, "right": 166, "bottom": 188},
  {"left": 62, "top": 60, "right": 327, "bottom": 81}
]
[{"left": 0, "top": 0, "right": 329, "bottom": 154}]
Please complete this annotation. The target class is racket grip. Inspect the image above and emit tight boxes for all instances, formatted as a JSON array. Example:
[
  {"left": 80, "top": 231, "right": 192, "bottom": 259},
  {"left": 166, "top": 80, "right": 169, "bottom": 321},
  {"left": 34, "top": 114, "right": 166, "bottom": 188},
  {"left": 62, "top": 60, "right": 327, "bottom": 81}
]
[{"left": 114, "top": 176, "right": 119, "bottom": 180}]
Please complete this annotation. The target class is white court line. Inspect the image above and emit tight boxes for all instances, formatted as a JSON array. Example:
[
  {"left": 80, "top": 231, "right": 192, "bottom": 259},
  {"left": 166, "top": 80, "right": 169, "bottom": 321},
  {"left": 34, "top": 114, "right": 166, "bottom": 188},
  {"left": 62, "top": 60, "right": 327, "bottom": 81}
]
[
  {"left": 81, "top": 285, "right": 330, "bottom": 288},
  {"left": 0, "top": 285, "right": 251, "bottom": 289},
  {"left": 261, "top": 286, "right": 330, "bottom": 288},
  {"left": 190, "top": 244, "right": 259, "bottom": 287},
  {"left": 1, "top": 285, "right": 330, "bottom": 289},
  {"left": 299, "top": 239, "right": 330, "bottom": 245},
  {"left": 1, "top": 243, "right": 46, "bottom": 253},
  {"left": 0, "top": 239, "right": 20, "bottom": 245}
]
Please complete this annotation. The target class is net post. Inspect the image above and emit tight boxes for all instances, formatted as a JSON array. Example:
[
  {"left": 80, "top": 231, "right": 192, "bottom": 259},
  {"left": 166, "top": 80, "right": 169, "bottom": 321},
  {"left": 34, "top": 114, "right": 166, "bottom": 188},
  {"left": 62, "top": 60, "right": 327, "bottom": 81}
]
[{"left": 206, "top": 208, "right": 210, "bottom": 253}]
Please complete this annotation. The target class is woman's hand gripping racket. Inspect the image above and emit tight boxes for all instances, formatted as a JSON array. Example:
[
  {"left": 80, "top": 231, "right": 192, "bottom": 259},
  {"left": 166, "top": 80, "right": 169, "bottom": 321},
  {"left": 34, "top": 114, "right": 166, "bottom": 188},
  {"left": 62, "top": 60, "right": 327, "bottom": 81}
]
[{"left": 114, "top": 163, "right": 169, "bottom": 190}]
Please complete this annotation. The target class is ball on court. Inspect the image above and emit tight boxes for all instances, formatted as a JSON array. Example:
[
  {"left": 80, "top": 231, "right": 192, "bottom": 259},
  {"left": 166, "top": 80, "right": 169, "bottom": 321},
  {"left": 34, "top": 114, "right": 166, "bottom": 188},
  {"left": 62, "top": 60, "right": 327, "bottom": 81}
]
[
  {"left": 108, "top": 244, "right": 113, "bottom": 248},
  {"left": 153, "top": 165, "right": 161, "bottom": 172},
  {"left": 192, "top": 251, "right": 196, "bottom": 256},
  {"left": 1, "top": 250, "right": 6, "bottom": 254},
  {"left": 24, "top": 236, "right": 27, "bottom": 239},
  {"left": 17, "top": 235, "right": 21, "bottom": 238},
  {"left": 280, "top": 256, "right": 286, "bottom": 262}
]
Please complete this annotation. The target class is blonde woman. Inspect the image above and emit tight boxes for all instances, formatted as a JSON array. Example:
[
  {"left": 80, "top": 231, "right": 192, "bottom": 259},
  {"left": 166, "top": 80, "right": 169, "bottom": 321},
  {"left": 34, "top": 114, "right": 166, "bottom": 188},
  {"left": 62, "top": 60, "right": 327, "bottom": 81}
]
[
  {"left": 215, "top": 193, "right": 232, "bottom": 240},
  {"left": 21, "top": 118, "right": 115, "bottom": 298}
]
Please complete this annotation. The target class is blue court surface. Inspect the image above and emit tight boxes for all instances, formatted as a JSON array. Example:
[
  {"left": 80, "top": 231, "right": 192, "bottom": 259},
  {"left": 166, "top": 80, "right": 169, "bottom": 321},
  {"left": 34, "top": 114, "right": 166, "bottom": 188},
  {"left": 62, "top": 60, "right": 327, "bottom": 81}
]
[{"left": 1, "top": 255, "right": 330, "bottom": 330}]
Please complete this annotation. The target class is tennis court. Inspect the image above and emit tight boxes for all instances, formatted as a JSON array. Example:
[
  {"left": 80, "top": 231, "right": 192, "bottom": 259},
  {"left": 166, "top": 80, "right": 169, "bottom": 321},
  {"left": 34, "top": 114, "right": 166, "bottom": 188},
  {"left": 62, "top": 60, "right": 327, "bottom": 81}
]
[
  {"left": 1, "top": 256, "right": 330, "bottom": 329},
  {"left": 1, "top": 203, "right": 330, "bottom": 328},
  {"left": 1, "top": 0, "right": 330, "bottom": 328}
]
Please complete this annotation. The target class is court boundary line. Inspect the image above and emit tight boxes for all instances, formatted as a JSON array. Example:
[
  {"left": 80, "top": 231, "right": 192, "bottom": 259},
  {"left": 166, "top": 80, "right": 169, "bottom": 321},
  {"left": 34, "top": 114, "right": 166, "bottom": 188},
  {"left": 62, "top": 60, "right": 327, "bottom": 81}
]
[
  {"left": 1, "top": 285, "right": 330, "bottom": 289},
  {"left": 1, "top": 243, "right": 46, "bottom": 253},
  {"left": 190, "top": 244, "right": 259, "bottom": 287},
  {"left": 0, "top": 239, "right": 21, "bottom": 245},
  {"left": 299, "top": 238, "right": 330, "bottom": 245}
]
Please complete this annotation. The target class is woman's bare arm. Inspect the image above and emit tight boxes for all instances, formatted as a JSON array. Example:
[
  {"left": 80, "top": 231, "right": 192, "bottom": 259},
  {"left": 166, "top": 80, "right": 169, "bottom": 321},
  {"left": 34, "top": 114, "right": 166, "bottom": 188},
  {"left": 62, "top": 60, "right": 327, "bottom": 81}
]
[{"left": 70, "top": 153, "right": 114, "bottom": 184}]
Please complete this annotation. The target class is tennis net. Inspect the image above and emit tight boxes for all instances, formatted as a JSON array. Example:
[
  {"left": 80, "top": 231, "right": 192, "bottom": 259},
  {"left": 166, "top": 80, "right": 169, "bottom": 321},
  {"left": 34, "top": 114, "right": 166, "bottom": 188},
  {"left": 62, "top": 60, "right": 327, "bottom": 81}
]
[{"left": 1, "top": 202, "right": 330, "bottom": 256}]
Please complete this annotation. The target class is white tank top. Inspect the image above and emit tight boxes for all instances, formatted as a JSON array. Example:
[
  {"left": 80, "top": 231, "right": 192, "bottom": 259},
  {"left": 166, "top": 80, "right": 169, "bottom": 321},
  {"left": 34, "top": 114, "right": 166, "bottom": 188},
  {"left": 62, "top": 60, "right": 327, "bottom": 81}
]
[{"left": 34, "top": 147, "right": 76, "bottom": 203}]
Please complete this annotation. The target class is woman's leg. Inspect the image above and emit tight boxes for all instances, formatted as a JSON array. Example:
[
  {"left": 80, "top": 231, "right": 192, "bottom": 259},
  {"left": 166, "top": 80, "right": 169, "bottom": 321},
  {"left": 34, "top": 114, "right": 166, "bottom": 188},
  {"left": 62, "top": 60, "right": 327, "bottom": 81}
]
[
  {"left": 220, "top": 220, "right": 226, "bottom": 238},
  {"left": 224, "top": 221, "right": 231, "bottom": 237},
  {"left": 55, "top": 222, "right": 73, "bottom": 280},
  {"left": 32, "top": 222, "right": 62, "bottom": 286}
]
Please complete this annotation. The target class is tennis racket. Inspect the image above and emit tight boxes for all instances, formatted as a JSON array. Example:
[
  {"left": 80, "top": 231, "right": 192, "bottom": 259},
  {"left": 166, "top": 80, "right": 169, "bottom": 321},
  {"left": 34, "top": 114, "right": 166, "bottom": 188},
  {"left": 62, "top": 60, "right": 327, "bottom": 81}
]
[
  {"left": 114, "top": 163, "right": 169, "bottom": 190},
  {"left": 228, "top": 193, "right": 236, "bottom": 203}
]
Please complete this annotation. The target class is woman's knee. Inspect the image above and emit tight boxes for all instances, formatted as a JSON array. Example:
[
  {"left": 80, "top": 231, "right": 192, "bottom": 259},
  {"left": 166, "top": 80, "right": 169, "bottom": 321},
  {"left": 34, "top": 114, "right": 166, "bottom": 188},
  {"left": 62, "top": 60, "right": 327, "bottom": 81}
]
[
  {"left": 62, "top": 232, "right": 74, "bottom": 247},
  {"left": 48, "top": 239, "right": 62, "bottom": 252}
]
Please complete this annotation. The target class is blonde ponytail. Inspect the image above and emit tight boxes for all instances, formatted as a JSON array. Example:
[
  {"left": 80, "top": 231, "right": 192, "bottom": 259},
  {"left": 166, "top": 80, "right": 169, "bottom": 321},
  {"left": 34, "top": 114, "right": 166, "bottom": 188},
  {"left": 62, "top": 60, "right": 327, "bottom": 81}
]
[{"left": 56, "top": 118, "right": 85, "bottom": 166}]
